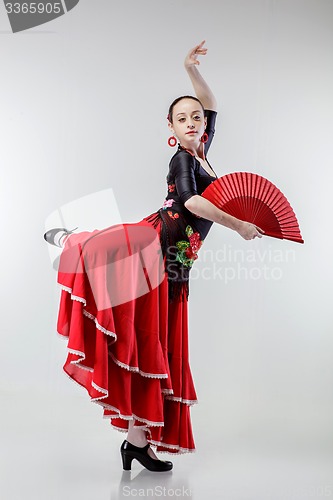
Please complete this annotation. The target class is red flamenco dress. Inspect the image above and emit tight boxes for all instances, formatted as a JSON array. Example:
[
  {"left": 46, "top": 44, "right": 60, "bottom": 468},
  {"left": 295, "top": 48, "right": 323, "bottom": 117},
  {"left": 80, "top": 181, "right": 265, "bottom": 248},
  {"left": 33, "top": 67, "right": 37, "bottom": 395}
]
[{"left": 56, "top": 110, "right": 218, "bottom": 454}]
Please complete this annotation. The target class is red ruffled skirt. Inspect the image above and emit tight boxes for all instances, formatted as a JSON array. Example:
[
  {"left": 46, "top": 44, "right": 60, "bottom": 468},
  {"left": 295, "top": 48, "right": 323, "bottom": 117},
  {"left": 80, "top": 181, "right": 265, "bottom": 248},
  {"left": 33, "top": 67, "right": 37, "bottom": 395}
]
[{"left": 56, "top": 213, "right": 198, "bottom": 454}]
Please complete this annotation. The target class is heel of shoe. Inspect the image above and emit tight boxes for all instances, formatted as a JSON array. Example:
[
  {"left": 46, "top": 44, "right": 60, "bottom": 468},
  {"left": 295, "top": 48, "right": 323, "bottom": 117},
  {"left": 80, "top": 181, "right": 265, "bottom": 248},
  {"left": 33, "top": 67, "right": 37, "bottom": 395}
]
[
  {"left": 43, "top": 226, "right": 78, "bottom": 248},
  {"left": 120, "top": 439, "right": 173, "bottom": 472},
  {"left": 121, "top": 450, "right": 134, "bottom": 471}
]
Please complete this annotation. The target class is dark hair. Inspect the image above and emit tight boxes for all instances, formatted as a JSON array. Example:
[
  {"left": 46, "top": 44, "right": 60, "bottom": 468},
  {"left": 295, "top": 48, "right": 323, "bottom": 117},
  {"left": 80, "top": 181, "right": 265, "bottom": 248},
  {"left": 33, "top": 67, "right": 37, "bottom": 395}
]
[{"left": 167, "top": 95, "right": 204, "bottom": 124}]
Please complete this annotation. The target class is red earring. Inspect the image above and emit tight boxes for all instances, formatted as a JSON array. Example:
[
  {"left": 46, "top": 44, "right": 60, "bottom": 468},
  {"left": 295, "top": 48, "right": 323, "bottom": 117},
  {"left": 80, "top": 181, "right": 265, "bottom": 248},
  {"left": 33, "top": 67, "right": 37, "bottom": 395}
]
[
  {"left": 200, "top": 132, "right": 208, "bottom": 144},
  {"left": 168, "top": 136, "right": 177, "bottom": 147}
]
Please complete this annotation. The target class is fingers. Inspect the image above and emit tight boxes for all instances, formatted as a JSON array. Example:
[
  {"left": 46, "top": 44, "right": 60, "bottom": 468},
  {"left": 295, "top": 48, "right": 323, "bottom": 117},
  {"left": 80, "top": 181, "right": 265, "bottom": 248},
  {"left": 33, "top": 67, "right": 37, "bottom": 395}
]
[
  {"left": 249, "top": 224, "right": 265, "bottom": 239},
  {"left": 195, "top": 47, "right": 207, "bottom": 55},
  {"left": 192, "top": 40, "right": 208, "bottom": 56},
  {"left": 197, "top": 40, "right": 206, "bottom": 51},
  {"left": 255, "top": 225, "right": 265, "bottom": 234},
  {"left": 252, "top": 227, "right": 263, "bottom": 239},
  {"left": 245, "top": 224, "right": 265, "bottom": 240},
  {"left": 190, "top": 49, "right": 207, "bottom": 58}
]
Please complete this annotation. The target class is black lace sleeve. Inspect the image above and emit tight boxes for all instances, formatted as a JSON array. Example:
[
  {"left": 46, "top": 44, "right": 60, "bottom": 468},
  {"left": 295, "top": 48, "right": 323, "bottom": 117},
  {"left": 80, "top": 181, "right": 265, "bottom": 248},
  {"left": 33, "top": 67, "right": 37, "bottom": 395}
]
[
  {"left": 170, "top": 151, "right": 198, "bottom": 204},
  {"left": 204, "top": 109, "right": 217, "bottom": 155}
]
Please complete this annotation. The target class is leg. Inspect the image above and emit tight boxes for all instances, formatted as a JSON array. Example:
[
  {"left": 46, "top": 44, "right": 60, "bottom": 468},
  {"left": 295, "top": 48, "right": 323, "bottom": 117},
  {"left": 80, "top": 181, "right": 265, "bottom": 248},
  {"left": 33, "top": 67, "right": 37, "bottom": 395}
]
[{"left": 126, "top": 419, "right": 160, "bottom": 460}]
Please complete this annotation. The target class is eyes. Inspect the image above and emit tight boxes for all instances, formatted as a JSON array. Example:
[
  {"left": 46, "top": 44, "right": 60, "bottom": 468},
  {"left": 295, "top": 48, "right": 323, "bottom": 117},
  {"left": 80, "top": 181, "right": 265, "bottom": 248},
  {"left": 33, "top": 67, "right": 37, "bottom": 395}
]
[{"left": 178, "top": 115, "right": 201, "bottom": 123}]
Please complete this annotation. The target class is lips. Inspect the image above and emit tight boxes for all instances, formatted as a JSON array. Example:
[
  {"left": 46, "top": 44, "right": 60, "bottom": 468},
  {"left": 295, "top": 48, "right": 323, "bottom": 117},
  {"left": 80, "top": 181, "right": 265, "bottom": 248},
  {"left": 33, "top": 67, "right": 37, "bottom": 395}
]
[{"left": 186, "top": 131, "right": 197, "bottom": 135}]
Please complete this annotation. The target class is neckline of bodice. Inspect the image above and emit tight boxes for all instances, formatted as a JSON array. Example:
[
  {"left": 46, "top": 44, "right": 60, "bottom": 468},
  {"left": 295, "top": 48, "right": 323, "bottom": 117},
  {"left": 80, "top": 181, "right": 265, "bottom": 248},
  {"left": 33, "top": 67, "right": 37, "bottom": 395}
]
[{"left": 177, "top": 146, "right": 218, "bottom": 179}]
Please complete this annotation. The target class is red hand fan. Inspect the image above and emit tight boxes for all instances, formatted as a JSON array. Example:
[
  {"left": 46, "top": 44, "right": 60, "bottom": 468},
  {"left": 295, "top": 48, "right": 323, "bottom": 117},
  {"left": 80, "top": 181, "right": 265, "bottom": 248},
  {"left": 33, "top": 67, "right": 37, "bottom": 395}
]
[{"left": 201, "top": 172, "right": 304, "bottom": 243}]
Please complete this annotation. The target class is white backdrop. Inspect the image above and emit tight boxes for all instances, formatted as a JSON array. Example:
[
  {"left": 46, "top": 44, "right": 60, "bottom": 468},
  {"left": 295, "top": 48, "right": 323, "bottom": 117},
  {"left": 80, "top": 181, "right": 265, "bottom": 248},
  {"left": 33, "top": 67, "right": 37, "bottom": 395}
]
[{"left": 0, "top": 0, "right": 332, "bottom": 499}]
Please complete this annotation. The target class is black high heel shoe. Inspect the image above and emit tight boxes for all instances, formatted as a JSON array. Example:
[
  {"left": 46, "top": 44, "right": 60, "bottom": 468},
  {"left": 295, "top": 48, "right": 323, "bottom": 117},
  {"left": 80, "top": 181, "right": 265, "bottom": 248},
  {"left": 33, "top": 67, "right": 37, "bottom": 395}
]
[
  {"left": 120, "top": 440, "right": 173, "bottom": 472},
  {"left": 43, "top": 227, "right": 78, "bottom": 247}
]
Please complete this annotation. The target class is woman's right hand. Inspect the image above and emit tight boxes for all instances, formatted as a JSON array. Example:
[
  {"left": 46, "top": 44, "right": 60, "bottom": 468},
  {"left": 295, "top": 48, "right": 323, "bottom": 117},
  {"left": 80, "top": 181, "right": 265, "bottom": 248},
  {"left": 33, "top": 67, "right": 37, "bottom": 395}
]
[
  {"left": 237, "top": 221, "right": 265, "bottom": 240},
  {"left": 184, "top": 40, "right": 208, "bottom": 69}
]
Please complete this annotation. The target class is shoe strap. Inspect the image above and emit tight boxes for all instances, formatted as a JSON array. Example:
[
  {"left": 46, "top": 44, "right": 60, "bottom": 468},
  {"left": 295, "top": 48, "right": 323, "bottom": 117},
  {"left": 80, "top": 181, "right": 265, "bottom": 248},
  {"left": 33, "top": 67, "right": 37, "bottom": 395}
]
[{"left": 126, "top": 440, "right": 150, "bottom": 452}]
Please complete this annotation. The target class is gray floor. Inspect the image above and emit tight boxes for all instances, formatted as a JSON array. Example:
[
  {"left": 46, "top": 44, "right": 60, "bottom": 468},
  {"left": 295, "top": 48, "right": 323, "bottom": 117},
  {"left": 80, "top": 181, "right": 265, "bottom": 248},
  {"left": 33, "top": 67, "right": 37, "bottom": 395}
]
[{"left": 1, "top": 387, "right": 332, "bottom": 500}]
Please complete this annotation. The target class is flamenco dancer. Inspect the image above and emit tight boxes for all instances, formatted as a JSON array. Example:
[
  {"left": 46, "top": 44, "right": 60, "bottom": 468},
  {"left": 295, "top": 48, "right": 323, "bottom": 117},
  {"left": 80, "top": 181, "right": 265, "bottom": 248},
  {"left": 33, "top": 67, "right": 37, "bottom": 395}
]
[{"left": 44, "top": 41, "right": 264, "bottom": 473}]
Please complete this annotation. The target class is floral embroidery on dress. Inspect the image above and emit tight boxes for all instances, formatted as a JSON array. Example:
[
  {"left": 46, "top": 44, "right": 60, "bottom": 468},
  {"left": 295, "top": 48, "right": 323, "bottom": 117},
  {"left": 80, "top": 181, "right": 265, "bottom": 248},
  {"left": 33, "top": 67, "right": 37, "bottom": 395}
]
[
  {"left": 162, "top": 198, "right": 175, "bottom": 210},
  {"left": 168, "top": 183, "right": 176, "bottom": 193},
  {"left": 175, "top": 225, "right": 203, "bottom": 268},
  {"left": 167, "top": 210, "right": 179, "bottom": 219}
]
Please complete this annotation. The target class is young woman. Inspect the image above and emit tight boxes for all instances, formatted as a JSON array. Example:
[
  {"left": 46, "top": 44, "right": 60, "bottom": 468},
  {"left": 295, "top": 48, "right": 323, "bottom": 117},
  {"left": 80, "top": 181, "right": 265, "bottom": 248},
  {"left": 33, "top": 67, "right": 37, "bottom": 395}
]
[{"left": 45, "top": 41, "right": 263, "bottom": 473}]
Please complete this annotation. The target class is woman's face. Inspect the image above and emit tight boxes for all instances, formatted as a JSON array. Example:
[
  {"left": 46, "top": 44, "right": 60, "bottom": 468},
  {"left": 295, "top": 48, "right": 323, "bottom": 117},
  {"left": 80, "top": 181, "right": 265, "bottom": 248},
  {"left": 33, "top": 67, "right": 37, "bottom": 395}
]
[{"left": 168, "top": 98, "right": 207, "bottom": 149}]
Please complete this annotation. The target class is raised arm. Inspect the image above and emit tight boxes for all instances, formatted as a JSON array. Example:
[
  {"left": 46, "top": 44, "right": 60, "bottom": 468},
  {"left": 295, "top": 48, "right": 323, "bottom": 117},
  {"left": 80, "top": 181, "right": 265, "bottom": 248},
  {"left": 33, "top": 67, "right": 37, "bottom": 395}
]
[
  {"left": 184, "top": 41, "right": 217, "bottom": 111},
  {"left": 182, "top": 42, "right": 263, "bottom": 240}
]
